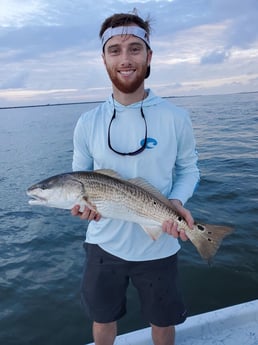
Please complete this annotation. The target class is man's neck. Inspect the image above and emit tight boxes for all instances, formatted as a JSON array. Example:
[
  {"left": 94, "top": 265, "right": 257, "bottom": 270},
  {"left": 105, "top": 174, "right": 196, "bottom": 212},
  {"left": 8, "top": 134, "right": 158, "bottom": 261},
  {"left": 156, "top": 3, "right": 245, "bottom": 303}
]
[{"left": 112, "top": 85, "right": 147, "bottom": 105}]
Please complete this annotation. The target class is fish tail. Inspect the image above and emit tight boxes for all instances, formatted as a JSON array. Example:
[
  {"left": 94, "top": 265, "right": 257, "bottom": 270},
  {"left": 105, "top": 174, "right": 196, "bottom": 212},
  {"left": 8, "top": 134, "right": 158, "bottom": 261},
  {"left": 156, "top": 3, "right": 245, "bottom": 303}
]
[{"left": 188, "top": 223, "right": 233, "bottom": 263}]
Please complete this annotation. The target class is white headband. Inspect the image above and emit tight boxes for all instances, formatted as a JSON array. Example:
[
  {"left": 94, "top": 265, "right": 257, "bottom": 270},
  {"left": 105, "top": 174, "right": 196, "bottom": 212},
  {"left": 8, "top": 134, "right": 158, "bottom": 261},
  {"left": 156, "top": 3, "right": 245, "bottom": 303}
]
[{"left": 101, "top": 26, "right": 151, "bottom": 49}]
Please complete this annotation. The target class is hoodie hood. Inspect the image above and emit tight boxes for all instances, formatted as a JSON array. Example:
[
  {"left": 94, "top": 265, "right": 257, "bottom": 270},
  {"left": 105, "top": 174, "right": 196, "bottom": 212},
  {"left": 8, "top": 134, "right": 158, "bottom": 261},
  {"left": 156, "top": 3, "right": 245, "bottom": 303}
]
[{"left": 107, "top": 89, "right": 164, "bottom": 111}]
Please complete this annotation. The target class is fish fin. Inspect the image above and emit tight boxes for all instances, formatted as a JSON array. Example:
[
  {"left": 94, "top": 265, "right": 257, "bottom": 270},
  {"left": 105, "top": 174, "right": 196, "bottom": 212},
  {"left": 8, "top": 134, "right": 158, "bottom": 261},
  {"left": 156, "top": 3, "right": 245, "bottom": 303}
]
[
  {"left": 95, "top": 169, "right": 172, "bottom": 208},
  {"left": 128, "top": 178, "right": 172, "bottom": 208},
  {"left": 95, "top": 169, "right": 123, "bottom": 179},
  {"left": 140, "top": 225, "right": 163, "bottom": 241},
  {"left": 95, "top": 170, "right": 172, "bottom": 206},
  {"left": 95, "top": 170, "right": 172, "bottom": 207},
  {"left": 187, "top": 223, "right": 234, "bottom": 263}
]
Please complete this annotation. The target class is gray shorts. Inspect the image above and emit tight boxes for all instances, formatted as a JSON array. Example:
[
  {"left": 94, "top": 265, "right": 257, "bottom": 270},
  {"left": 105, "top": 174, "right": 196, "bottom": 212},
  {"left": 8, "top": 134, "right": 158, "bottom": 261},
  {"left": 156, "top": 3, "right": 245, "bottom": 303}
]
[{"left": 81, "top": 243, "right": 187, "bottom": 327}]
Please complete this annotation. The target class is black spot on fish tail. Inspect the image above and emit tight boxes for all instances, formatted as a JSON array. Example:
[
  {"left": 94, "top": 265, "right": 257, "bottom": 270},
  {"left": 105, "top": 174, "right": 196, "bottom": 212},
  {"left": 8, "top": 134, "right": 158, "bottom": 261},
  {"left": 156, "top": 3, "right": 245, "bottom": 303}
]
[
  {"left": 189, "top": 223, "right": 234, "bottom": 263},
  {"left": 197, "top": 224, "right": 205, "bottom": 231}
]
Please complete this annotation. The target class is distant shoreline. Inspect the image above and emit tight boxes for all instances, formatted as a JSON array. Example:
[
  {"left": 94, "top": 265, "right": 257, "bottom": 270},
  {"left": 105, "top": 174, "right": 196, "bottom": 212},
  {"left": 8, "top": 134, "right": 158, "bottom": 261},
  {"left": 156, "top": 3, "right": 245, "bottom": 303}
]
[
  {"left": 0, "top": 91, "right": 257, "bottom": 110},
  {"left": 0, "top": 100, "right": 103, "bottom": 110}
]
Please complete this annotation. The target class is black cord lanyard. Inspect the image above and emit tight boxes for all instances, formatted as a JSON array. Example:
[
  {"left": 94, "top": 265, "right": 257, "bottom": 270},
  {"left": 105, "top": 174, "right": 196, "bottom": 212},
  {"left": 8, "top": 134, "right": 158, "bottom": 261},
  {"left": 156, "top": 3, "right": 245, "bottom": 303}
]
[{"left": 108, "top": 98, "right": 148, "bottom": 156}]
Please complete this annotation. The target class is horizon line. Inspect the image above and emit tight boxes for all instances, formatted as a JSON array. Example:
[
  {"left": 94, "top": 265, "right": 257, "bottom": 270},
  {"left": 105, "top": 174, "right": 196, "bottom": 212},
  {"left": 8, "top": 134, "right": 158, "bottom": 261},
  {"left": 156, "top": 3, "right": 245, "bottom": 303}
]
[{"left": 0, "top": 90, "right": 257, "bottom": 110}]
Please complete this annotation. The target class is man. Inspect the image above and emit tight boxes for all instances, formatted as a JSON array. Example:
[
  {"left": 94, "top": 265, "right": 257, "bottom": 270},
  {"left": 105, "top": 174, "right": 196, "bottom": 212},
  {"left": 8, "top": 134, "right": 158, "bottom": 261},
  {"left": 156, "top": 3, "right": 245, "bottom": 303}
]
[{"left": 72, "top": 12, "right": 199, "bottom": 345}]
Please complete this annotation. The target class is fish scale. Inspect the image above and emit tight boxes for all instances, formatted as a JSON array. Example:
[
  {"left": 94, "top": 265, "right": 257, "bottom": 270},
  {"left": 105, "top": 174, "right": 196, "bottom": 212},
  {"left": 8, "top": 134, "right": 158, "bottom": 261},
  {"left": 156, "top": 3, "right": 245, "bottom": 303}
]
[
  {"left": 79, "top": 171, "right": 174, "bottom": 220},
  {"left": 87, "top": 176, "right": 172, "bottom": 228}
]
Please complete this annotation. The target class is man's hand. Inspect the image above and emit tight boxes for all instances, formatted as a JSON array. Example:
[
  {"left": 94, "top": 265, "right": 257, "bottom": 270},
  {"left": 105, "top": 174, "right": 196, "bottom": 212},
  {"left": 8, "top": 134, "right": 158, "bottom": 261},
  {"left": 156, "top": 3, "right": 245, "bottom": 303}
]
[
  {"left": 162, "top": 199, "right": 194, "bottom": 241},
  {"left": 71, "top": 205, "right": 101, "bottom": 221}
]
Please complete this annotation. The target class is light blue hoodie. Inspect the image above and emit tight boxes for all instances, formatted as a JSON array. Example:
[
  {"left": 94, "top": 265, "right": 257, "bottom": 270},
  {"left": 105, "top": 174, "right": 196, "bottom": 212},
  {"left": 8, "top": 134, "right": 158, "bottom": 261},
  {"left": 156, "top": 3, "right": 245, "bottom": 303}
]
[{"left": 72, "top": 89, "right": 200, "bottom": 261}]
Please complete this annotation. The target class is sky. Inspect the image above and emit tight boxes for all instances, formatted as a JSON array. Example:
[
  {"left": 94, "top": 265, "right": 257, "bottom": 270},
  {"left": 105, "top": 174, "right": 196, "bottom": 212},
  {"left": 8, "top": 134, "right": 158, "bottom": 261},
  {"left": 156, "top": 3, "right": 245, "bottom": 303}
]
[{"left": 0, "top": 0, "right": 258, "bottom": 107}]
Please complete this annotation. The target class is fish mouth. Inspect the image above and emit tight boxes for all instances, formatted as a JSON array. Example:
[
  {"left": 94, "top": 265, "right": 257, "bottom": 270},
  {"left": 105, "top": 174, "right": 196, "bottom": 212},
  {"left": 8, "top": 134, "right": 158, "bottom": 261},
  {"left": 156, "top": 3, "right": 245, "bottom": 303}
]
[{"left": 26, "top": 191, "right": 47, "bottom": 204}]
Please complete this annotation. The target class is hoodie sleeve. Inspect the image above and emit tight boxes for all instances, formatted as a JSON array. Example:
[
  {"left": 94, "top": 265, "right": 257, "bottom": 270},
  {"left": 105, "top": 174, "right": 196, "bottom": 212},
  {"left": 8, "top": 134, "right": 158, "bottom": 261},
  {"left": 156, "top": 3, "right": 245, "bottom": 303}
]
[
  {"left": 168, "top": 112, "right": 200, "bottom": 205},
  {"left": 72, "top": 115, "right": 93, "bottom": 172}
]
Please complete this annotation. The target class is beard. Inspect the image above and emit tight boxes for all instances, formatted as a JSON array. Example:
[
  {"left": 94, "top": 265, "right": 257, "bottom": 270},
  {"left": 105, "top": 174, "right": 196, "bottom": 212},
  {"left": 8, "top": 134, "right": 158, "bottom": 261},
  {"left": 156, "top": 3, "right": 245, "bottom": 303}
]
[{"left": 106, "top": 63, "right": 149, "bottom": 94}]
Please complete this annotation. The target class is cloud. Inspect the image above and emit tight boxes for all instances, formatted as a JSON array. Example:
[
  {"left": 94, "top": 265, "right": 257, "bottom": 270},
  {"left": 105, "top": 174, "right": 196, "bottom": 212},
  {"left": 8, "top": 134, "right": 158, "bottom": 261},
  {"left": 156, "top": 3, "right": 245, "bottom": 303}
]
[
  {"left": 200, "top": 50, "right": 230, "bottom": 65},
  {"left": 209, "top": 0, "right": 258, "bottom": 48},
  {"left": 1, "top": 25, "right": 95, "bottom": 60},
  {"left": 227, "top": 13, "right": 258, "bottom": 48},
  {"left": 0, "top": 70, "right": 28, "bottom": 89},
  {"left": 0, "top": 0, "right": 258, "bottom": 106},
  {"left": 0, "top": 0, "right": 48, "bottom": 27}
]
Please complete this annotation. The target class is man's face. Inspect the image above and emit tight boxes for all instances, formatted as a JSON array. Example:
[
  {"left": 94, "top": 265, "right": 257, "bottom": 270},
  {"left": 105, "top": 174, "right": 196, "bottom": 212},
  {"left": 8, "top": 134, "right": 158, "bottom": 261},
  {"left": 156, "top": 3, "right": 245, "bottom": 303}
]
[{"left": 102, "top": 32, "right": 152, "bottom": 94}]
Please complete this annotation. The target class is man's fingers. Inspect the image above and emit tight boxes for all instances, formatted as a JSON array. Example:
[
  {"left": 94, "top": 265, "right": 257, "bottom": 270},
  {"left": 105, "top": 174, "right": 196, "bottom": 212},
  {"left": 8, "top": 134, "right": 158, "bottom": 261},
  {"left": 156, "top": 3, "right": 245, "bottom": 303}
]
[
  {"left": 162, "top": 220, "right": 189, "bottom": 241},
  {"left": 71, "top": 205, "right": 101, "bottom": 221},
  {"left": 179, "top": 230, "right": 188, "bottom": 242},
  {"left": 80, "top": 207, "right": 96, "bottom": 220},
  {"left": 162, "top": 220, "right": 179, "bottom": 238},
  {"left": 71, "top": 205, "right": 81, "bottom": 216}
]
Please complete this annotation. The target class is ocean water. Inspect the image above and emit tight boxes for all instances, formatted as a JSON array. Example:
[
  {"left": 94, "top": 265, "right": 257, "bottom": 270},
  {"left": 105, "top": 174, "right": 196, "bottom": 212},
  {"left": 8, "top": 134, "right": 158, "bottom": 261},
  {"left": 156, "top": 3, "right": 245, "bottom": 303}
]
[{"left": 0, "top": 92, "right": 257, "bottom": 345}]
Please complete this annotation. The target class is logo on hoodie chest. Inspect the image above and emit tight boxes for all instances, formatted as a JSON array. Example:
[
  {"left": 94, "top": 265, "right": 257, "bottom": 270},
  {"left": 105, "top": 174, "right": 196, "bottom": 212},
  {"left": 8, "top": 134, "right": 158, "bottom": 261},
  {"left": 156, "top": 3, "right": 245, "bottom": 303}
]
[{"left": 140, "top": 137, "right": 158, "bottom": 149}]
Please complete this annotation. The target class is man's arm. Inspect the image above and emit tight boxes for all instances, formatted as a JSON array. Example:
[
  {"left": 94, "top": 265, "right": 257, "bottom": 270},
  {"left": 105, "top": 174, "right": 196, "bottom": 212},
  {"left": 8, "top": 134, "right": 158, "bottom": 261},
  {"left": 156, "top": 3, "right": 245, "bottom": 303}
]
[{"left": 164, "top": 112, "right": 199, "bottom": 240}]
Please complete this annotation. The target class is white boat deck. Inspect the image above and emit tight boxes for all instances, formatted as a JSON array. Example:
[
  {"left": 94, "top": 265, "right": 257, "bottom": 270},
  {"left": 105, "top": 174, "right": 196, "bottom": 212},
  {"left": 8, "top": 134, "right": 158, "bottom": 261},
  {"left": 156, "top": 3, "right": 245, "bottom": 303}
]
[{"left": 87, "top": 299, "right": 258, "bottom": 345}]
